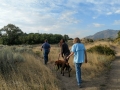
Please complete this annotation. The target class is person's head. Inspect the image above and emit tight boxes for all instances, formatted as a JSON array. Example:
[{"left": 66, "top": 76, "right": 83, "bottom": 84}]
[
  {"left": 73, "top": 37, "right": 81, "bottom": 43},
  {"left": 44, "top": 39, "right": 48, "bottom": 42},
  {"left": 59, "top": 39, "right": 65, "bottom": 47},
  {"left": 60, "top": 39, "right": 65, "bottom": 43}
]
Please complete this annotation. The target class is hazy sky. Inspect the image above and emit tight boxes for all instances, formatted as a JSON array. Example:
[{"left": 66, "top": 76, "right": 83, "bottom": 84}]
[{"left": 0, "top": 0, "right": 120, "bottom": 38}]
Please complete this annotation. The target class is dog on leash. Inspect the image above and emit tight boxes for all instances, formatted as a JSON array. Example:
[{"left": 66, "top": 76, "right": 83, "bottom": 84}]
[{"left": 55, "top": 60, "right": 72, "bottom": 77}]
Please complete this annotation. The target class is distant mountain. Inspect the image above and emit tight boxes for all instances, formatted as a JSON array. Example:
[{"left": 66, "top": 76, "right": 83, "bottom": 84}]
[{"left": 85, "top": 29, "right": 120, "bottom": 40}]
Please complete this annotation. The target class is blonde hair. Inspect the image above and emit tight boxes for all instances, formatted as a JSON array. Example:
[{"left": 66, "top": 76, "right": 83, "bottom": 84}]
[{"left": 73, "top": 37, "right": 81, "bottom": 43}]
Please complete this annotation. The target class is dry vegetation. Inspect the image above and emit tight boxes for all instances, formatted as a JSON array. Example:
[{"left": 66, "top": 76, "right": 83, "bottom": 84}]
[
  {"left": 0, "top": 46, "right": 60, "bottom": 90},
  {"left": 0, "top": 40, "right": 117, "bottom": 90}
]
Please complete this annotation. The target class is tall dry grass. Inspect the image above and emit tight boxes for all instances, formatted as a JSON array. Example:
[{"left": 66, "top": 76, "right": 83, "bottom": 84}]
[
  {"left": 0, "top": 40, "right": 116, "bottom": 90},
  {"left": 47, "top": 41, "right": 115, "bottom": 79},
  {"left": 82, "top": 53, "right": 115, "bottom": 78},
  {"left": 0, "top": 46, "right": 60, "bottom": 90}
]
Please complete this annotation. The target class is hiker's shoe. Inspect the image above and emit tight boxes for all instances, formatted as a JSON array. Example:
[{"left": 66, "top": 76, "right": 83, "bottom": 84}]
[
  {"left": 80, "top": 80, "right": 82, "bottom": 83},
  {"left": 69, "top": 68, "right": 72, "bottom": 72},
  {"left": 78, "top": 84, "right": 82, "bottom": 88},
  {"left": 65, "top": 68, "right": 68, "bottom": 71}
]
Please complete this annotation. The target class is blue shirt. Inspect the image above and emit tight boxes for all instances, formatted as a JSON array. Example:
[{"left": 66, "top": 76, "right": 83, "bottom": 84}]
[
  {"left": 71, "top": 43, "right": 85, "bottom": 63},
  {"left": 42, "top": 42, "right": 50, "bottom": 50}
]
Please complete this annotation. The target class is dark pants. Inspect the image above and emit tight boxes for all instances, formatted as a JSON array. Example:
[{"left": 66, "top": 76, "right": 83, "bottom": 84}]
[
  {"left": 64, "top": 53, "right": 70, "bottom": 63},
  {"left": 63, "top": 53, "right": 72, "bottom": 70},
  {"left": 43, "top": 50, "right": 49, "bottom": 65}
]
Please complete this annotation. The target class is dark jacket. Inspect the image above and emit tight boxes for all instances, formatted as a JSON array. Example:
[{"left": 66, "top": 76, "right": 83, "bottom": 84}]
[{"left": 61, "top": 43, "right": 70, "bottom": 56}]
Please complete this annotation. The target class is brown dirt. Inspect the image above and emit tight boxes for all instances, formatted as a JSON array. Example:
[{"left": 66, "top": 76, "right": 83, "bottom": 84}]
[
  {"left": 104, "top": 46, "right": 120, "bottom": 90},
  {"left": 47, "top": 45, "right": 120, "bottom": 90}
]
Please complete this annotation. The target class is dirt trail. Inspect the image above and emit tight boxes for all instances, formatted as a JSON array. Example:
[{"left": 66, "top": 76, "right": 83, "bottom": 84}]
[
  {"left": 48, "top": 45, "right": 120, "bottom": 90},
  {"left": 55, "top": 70, "right": 104, "bottom": 90},
  {"left": 105, "top": 46, "right": 120, "bottom": 90}
]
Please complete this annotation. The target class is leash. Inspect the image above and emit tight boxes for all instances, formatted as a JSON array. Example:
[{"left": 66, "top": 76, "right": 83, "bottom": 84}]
[{"left": 58, "top": 54, "right": 60, "bottom": 60}]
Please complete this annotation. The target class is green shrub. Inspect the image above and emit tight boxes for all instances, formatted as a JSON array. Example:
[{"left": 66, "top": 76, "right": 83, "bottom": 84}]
[
  {"left": 114, "top": 38, "right": 120, "bottom": 45},
  {"left": 0, "top": 47, "right": 25, "bottom": 74},
  {"left": 87, "top": 45, "right": 116, "bottom": 56}
]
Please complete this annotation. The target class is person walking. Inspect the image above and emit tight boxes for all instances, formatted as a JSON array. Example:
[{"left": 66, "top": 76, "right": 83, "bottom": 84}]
[
  {"left": 59, "top": 39, "right": 72, "bottom": 71},
  {"left": 67, "top": 37, "right": 87, "bottom": 88},
  {"left": 59, "top": 39, "right": 70, "bottom": 62},
  {"left": 41, "top": 39, "right": 50, "bottom": 65}
]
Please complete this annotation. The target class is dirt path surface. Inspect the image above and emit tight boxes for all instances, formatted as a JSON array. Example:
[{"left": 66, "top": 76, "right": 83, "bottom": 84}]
[
  {"left": 49, "top": 62, "right": 106, "bottom": 90},
  {"left": 48, "top": 45, "right": 120, "bottom": 90},
  {"left": 105, "top": 46, "right": 120, "bottom": 90},
  {"left": 55, "top": 71, "right": 104, "bottom": 90}
]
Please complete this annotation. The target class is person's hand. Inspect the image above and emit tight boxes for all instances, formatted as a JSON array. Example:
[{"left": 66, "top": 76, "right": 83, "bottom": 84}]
[
  {"left": 85, "top": 59, "right": 87, "bottom": 63},
  {"left": 66, "top": 56, "right": 69, "bottom": 59}
]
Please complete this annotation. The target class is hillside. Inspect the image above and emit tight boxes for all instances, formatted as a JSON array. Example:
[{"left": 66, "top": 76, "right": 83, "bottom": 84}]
[{"left": 85, "top": 29, "right": 119, "bottom": 40}]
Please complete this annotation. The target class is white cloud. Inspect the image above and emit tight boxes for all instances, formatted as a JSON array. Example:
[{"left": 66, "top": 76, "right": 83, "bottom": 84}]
[
  {"left": 59, "top": 11, "right": 80, "bottom": 24},
  {"left": 0, "top": 0, "right": 80, "bottom": 32},
  {"left": 68, "top": 29, "right": 92, "bottom": 38},
  {"left": 0, "top": 0, "right": 120, "bottom": 38},
  {"left": 92, "top": 16, "right": 97, "bottom": 19},
  {"left": 69, "top": 31, "right": 84, "bottom": 39},
  {"left": 93, "top": 23, "right": 105, "bottom": 27},
  {"left": 115, "top": 10, "right": 120, "bottom": 14},
  {"left": 113, "top": 20, "right": 120, "bottom": 25},
  {"left": 80, "top": 0, "right": 120, "bottom": 16},
  {"left": 106, "top": 12, "right": 112, "bottom": 15}
]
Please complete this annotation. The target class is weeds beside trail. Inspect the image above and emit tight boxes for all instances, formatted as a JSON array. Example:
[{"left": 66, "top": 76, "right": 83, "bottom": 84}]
[
  {"left": 0, "top": 46, "right": 60, "bottom": 90},
  {"left": 46, "top": 42, "right": 116, "bottom": 90},
  {"left": 0, "top": 41, "right": 118, "bottom": 90}
]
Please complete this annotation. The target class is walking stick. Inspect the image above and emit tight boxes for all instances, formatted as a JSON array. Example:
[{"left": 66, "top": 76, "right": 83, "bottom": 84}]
[{"left": 58, "top": 54, "right": 60, "bottom": 60}]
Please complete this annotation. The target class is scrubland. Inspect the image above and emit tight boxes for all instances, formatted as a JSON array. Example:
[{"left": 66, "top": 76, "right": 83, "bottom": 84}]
[{"left": 0, "top": 40, "right": 117, "bottom": 90}]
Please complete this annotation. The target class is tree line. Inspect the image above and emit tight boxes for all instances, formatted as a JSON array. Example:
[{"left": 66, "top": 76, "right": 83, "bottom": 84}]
[
  {"left": 117, "top": 31, "right": 120, "bottom": 38},
  {"left": 0, "top": 24, "right": 70, "bottom": 45}
]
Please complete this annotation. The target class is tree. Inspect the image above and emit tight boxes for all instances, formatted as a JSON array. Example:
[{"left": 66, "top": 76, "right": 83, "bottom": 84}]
[
  {"left": 117, "top": 31, "right": 120, "bottom": 38},
  {"left": 0, "top": 24, "right": 23, "bottom": 45},
  {"left": 63, "top": 34, "right": 69, "bottom": 42}
]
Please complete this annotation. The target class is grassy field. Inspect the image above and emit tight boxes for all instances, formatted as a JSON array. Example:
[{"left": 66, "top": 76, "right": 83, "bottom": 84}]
[{"left": 0, "top": 40, "right": 116, "bottom": 90}]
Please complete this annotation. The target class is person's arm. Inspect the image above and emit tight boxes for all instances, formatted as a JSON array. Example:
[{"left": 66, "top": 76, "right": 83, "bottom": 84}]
[
  {"left": 67, "top": 52, "right": 74, "bottom": 59},
  {"left": 41, "top": 47, "right": 43, "bottom": 51},
  {"left": 61, "top": 44, "right": 64, "bottom": 58},
  {"left": 48, "top": 44, "right": 50, "bottom": 52},
  {"left": 84, "top": 50, "right": 87, "bottom": 63},
  {"left": 41, "top": 44, "right": 43, "bottom": 51}
]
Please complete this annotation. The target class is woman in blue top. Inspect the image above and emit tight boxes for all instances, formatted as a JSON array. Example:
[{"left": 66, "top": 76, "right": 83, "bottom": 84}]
[
  {"left": 67, "top": 37, "right": 87, "bottom": 88},
  {"left": 41, "top": 39, "right": 50, "bottom": 65}
]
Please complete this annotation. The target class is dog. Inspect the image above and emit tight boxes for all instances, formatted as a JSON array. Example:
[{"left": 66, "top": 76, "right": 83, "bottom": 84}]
[{"left": 55, "top": 60, "right": 72, "bottom": 77}]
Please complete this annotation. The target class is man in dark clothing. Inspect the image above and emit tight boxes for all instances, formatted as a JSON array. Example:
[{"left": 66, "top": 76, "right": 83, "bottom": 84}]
[
  {"left": 41, "top": 39, "right": 50, "bottom": 65},
  {"left": 60, "top": 39, "right": 70, "bottom": 62},
  {"left": 59, "top": 39, "right": 72, "bottom": 71}
]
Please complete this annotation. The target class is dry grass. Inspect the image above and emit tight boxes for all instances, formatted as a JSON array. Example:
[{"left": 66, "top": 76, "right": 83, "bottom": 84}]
[
  {"left": 0, "top": 40, "right": 116, "bottom": 90},
  {"left": 82, "top": 53, "right": 115, "bottom": 78},
  {"left": 85, "top": 41, "right": 113, "bottom": 49},
  {"left": 47, "top": 41, "right": 115, "bottom": 79},
  {"left": 0, "top": 46, "right": 60, "bottom": 90}
]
